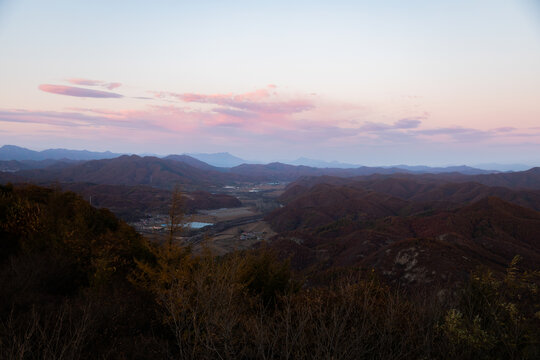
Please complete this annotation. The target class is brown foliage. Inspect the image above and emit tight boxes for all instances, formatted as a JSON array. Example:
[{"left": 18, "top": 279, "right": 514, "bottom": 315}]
[{"left": 2, "top": 184, "right": 539, "bottom": 359}]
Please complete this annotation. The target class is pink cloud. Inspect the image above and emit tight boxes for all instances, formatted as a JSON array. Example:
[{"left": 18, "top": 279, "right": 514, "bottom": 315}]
[
  {"left": 67, "top": 78, "right": 122, "bottom": 90},
  {"left": 0, "top": 109, "right": 154, "bottom": 129},
  {"left": 12, "top": 84, "right": 538, "bottom": 151},
  {"left": 149, "top": 87, "right": 431, "bottom": 141},
  {"left": 2, "top": 102, "right": 538, "bottom": 152},
  {"left": 359, "top": 118, "right": 423, "bottom": 132},
  {"left": 212, "top": 108, "right": 254, "bottom": 119},
  {"left": 155, "top": 85, "right": 315, "bottom": 115},
  {"left": 39, "top": 84, "right": 123, "bottom": 98}
]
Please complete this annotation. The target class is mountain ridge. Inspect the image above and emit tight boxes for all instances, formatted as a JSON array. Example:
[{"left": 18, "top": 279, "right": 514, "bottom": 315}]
[
  {"left": 2, "top": 145, "right": 528, "bottom": 174},
  {"left": 0, "top": 145, "right": 122, "bottom": 161}
]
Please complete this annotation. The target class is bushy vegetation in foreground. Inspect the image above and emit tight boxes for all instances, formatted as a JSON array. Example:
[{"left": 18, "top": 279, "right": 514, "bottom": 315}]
[{"left": 0, "top": 184, "right": 538, "bottom": 359}]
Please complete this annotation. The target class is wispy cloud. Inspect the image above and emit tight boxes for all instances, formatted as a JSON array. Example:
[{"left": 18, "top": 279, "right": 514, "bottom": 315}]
[
  {"left": 411, "top": 126, "right": 532, "bottom": 143},
  {"left": 212, "top": 108, "right": 254, "bottom": 119},
  {"left": 154, "top": 85, "right": 315, "bottom": 115},
  {"left": 415, "top": 127, "right": 492, "bottom": 142},
  {"left": 395, "top": 118, "right": 423, "bottom": 129},
  {"left": 2, "top": 101, "right": 538, "bottom": 153},
  {"left": 0, "top": 109, "right": 151, "bottom": 129},
  {"left": 39, "top": 84, "right": 123, "bottom": 98},
  {"left": 5, "top": 83, "right": 536, "bottom": 153},
  {"left": 66, "top": 78, "right": 122, "bottom": 90},
  {"left": 359, "top": 117, "right": 423, "bottom": 132},
  {"left": 493, "top": 127, "right": 516, "bottom": 133}
]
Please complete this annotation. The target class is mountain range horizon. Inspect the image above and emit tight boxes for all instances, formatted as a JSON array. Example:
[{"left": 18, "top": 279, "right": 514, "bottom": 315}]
[{"left": 0, "top": 144, "right": 534, "bottom": 172}]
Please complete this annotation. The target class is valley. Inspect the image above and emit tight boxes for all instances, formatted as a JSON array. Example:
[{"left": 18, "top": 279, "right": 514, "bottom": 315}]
[
  {"left": 1, "top": 145, "right": 539, "bottom": 287},
  {"left": 129, "top": 182, "right": 285, "bottom": 255},
  {"left": 1, "top": 147, "right": 539, "bottom": 359}
]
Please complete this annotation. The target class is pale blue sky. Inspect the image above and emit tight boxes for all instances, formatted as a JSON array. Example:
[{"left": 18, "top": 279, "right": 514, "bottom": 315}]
[{"left": 0, "top": 0, "right": 539, "bottom": 165}]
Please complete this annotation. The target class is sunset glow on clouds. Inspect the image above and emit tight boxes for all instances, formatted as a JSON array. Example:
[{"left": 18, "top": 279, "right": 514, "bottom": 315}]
[
  {"left": 4, "top": 82, "right": 538, "bottom": 161},
  {"left": 0, "top": 0, "right": 539, "bottom": 165}
]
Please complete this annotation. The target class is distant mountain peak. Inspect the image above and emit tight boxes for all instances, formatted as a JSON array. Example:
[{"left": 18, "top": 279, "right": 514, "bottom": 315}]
[
  {"left": 186, "top": 152, "right": 248, "bottom": 167},
  {"left": 288, "top": 157, "right": 361, "bottom": 168},
  {"left": 0, "top": 145, "right": 122, "bottom": 161},
  {"left": 164, "top": 154, "right": 219, "bottom": 171},
  {"left": 1, "top": 145, "right": 26, "bottom": 150}
]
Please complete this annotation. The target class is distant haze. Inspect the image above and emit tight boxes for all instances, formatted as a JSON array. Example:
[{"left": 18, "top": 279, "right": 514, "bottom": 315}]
[{"left": 0, "top": 145, "right": 535, "bottom": 172}]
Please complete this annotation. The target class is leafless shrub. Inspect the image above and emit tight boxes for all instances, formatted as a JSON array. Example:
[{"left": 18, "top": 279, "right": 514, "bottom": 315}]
[{"left": 0, "top": 302, "right": 91, "bottom": 360}]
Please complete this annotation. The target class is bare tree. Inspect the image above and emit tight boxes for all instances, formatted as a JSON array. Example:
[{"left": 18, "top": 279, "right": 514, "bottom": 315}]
[{"left": 167, "top": 184, "right": 185, "bottom": 249}]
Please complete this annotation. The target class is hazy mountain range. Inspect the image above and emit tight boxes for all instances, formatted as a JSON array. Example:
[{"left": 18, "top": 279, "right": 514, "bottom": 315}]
[
  {"left": 0, "top": 144, "right": 534, "bottom": 173},
  {"left": 0, "top": 145, "right": 120, "bottom": 161},
  {"left": 185, "top": 152, "right": 251, "bottom": 167},
  {"left": 2, "top": 152, "right": 540, "bottom": 193},
  {"left": 2, "top": 144, "right": 539, "bottom": 289}
]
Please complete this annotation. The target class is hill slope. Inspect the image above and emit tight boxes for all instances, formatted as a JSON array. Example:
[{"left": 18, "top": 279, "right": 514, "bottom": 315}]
[
  {"left": 5, "top": 155, "right": 243, "bottom": 189},
  {"left": 268, "top": 180, "right": 540, "bottom": 285}
]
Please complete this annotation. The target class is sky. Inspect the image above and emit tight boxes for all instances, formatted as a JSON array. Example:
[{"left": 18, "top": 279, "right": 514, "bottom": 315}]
[{"left": 0, "top": 0, "right": 539, "bottom": 166}]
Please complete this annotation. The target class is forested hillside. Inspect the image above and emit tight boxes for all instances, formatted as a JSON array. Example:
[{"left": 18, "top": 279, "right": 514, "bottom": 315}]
[{"left": 1, "top": 184, "right": 538, "bottom": 359}]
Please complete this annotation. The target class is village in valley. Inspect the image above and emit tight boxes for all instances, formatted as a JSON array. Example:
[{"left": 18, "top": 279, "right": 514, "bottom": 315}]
[{"left": 129, "top": 182, "right": 284, "bottom": 254}]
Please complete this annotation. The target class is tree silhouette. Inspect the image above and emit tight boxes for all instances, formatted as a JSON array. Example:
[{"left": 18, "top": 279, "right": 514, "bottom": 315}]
[{"left": 167, "top": 184, "right": 185, "bottom": 249}]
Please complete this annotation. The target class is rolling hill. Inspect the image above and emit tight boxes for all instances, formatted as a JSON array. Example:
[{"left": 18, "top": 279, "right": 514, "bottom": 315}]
[
  {"left": 267, "top": 177, "right": 540, "bottom": 285},
  {"left": 2, "top": 155, "right": 243, "bottom": 189}
]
